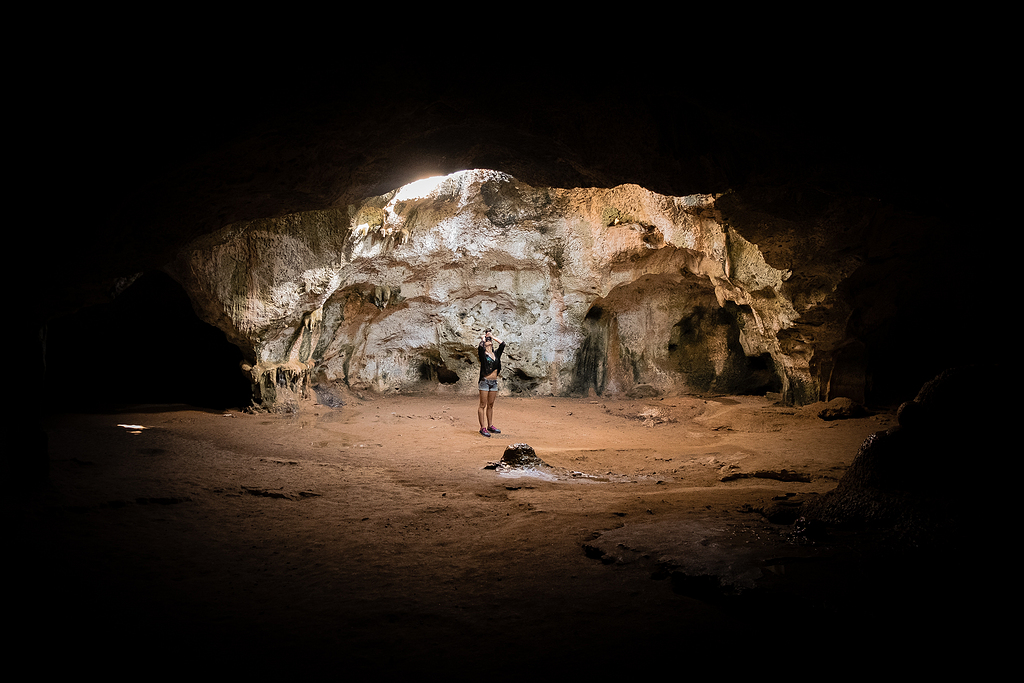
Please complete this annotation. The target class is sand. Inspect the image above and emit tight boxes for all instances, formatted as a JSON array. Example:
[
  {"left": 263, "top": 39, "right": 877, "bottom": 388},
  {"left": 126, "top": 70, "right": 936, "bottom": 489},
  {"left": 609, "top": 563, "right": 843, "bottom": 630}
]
[{"left": 19, "top": 393, "right": 920, "bottom": 674}]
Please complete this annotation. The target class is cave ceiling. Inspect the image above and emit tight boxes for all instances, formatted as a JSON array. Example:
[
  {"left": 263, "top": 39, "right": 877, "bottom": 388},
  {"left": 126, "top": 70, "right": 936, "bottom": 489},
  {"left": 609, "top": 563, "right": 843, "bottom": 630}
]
[
  {"left": 32, "top": 59, "right": 1000, "bottom": 407},
  {"left": 44, "top": 64, "right": 979, "bottom": 321}
]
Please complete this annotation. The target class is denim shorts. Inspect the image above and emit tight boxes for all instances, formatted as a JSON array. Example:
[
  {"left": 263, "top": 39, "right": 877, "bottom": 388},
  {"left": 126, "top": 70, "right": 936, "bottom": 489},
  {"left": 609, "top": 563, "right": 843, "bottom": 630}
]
[{"left": 478, "top": 379, "right": 499, "bottom": 392}]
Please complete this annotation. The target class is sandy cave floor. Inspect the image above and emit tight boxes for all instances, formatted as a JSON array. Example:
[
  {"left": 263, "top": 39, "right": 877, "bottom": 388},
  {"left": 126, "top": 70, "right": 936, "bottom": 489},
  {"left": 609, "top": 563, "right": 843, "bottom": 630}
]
[{"left": 16, "top": 394, "right": 972, "bottom": 673}]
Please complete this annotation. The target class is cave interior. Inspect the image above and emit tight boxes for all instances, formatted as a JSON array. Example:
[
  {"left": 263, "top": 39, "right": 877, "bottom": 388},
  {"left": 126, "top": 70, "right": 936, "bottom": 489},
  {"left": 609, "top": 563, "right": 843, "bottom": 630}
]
[
  {"left": 36, "top": 69, "right": 988, "bottom": 412},
  {"left": 17, "top": 60, "right": 1003, "bottom": 674}
]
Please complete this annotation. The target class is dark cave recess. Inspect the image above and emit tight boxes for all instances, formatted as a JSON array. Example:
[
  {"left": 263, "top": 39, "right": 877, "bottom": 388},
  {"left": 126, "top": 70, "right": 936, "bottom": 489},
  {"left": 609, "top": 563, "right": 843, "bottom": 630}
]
[{"left": 45, "top": 270, "right": 251, "bottom": 411}]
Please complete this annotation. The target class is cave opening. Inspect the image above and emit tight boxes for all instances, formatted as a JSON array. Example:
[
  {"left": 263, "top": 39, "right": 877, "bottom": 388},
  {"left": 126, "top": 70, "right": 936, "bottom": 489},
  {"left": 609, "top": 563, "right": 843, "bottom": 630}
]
[{"left": 44, "top": 270, "right": 251, "bottom": 411}]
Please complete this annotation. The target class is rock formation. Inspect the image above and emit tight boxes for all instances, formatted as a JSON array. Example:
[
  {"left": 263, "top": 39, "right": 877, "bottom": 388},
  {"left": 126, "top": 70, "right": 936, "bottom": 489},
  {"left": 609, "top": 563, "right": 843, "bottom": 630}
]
[
  {"left": 30, "top": 64, "right": 997, "bottom": 423},
  {"left": 166, "top": 169, "right": 881, "bottom": 409},
  {"left": 799, "top": 366, "right": 995, "bottom": 547}
]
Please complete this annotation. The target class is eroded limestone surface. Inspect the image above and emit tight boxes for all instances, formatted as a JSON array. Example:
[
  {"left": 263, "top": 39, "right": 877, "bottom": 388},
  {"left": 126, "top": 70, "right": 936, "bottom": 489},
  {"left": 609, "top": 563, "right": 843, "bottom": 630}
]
[{"left": 167, "top": 170, "right": 860, "bottom": 409}]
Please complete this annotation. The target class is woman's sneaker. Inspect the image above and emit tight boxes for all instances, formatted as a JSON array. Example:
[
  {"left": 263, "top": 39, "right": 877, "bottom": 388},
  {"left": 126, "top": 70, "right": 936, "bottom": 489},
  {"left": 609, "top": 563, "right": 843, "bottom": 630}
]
[
  {"left": 488, "top": 426, "right": 501, "bottom": 433},
  {"left": 479, "top": 429, "right": 491, "bottom": 437}
]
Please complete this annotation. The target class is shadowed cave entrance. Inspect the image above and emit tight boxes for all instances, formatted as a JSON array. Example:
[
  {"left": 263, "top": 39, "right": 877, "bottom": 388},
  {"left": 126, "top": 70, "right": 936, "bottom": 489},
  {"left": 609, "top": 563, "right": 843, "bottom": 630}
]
[{"left": 44, "top": 271, "right": 251, "bottom": 410}]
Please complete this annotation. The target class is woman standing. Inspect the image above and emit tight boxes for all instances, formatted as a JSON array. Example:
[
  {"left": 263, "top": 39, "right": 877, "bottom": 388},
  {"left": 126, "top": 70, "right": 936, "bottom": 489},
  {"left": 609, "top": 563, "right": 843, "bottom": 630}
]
[{"left": 477, "top": 329, "right": 505, "bottom": 437}]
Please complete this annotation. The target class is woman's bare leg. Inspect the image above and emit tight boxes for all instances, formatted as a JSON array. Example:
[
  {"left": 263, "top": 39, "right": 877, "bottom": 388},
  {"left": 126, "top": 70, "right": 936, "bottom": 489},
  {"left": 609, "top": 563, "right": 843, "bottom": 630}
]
[
  {"left": 478, "top": 391, "right": 489, "bottom": 430},
  {"left": 486, "top": 390, "right": 497, "bottom": 428}
]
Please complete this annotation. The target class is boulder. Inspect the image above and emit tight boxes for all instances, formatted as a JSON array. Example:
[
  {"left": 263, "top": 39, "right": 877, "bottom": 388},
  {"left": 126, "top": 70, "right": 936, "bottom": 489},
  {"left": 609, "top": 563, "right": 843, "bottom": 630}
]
[{"left": 801, "top": 366, "right": 995, "bottom": 546}]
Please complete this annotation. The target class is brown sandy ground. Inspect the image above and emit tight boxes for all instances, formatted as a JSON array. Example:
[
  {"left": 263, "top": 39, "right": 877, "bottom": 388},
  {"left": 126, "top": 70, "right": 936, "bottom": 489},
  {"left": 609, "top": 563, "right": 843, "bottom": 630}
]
[{"left": 14, "top": 394, "right": 973, "bottom": 675}]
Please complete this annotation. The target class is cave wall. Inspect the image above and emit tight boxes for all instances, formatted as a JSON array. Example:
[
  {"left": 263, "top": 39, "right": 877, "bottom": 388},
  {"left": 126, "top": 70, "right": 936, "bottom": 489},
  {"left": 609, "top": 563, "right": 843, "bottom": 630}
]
[
  {"left": 30, "top": 62, "right": 997, "bottom": 421},
  {"left": 164, "top": 169, "right": 880, "bottom": 407}
]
